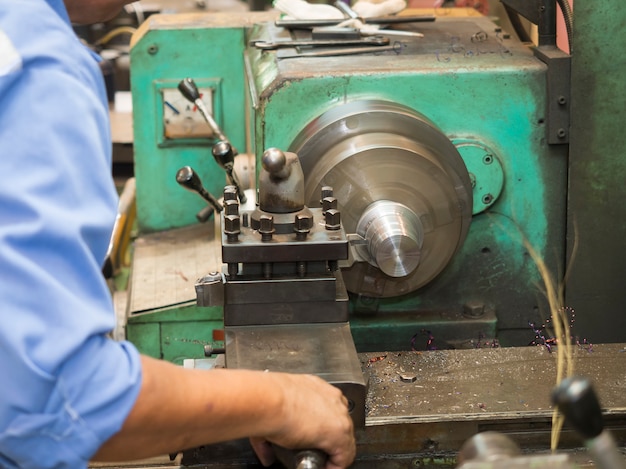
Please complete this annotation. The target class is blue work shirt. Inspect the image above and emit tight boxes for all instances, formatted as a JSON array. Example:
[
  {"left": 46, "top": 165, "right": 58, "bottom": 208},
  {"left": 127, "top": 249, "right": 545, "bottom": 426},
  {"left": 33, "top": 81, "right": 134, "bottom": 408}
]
[{"left": 0, "top": 0, "right": 142, "bottom": 467}]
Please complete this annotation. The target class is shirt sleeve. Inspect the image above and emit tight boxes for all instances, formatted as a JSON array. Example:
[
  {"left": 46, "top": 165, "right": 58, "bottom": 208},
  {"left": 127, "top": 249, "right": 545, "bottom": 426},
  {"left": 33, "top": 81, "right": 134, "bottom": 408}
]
[{"left": 0, "top": 3, "right": 142, "bottom": 468}]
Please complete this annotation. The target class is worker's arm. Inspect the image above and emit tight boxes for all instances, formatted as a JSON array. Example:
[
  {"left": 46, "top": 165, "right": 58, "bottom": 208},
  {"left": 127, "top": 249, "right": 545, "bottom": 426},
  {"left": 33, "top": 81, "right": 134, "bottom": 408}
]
[{"left": 94, "top": 355, "right": 355, "bottom": 469}]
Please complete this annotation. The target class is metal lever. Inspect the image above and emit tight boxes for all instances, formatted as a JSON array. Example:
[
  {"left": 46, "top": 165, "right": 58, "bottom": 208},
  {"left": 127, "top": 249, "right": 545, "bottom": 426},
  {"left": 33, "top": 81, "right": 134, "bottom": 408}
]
[
  {"left": 274, "top": 15, "right": 436, "bottom": 29},
  {"left": 212, "top": 141, "right": 247, "bottom": 204},
  {"left": 552, "top": 377, "right": 626, "bottom": 469},
  {"left": 176, "top": 166, "right": 223, "bottom": 213},
  {"left": 178, "top": 78, "right": 228, "bottom": 142},
  {"left": 252, "top": 35, "right": 389, "bottom": 50}
]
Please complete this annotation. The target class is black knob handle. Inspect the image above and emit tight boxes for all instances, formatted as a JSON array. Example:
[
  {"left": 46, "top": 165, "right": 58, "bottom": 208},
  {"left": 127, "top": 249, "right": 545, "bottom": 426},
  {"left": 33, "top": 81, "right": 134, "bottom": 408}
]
[
  {"left": 552, "top": 377, "right": 604, "bottom": 439},
  {"left": 178, "top": 77, "right": 200, "bottom": 103},
  {"left": 212, "top": 141, "right": 235, "bottom": 169},
  {"left": 176, "top": 165, "right": 203, "bottom": 192},
  {"left": 212, "top": 141, "right": 247, "bottom": 204},
  {"left": 176, "top": 166, "right": 223, "bottom": 213}
]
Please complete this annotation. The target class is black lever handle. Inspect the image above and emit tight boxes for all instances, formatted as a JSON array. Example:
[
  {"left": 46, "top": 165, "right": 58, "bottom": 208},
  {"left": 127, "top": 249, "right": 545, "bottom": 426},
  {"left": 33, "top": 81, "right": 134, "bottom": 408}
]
[
  {"left": 552, "top": 377, "right": 626, "bottom": 469},
  {"left": 176, "top": 166, "right": 223, "bottom": 213},
  {"left": 177, "top": 77, "right": 201, "bottom": 102},
  {"left": 212, "top": 141, "right": 247, "bottom": 203},
  {"left": 177, "top": 77, "right": 228, "bottom": 142},
  {"left": 552, "top": 376, "right": 603, "bottom": 439}
]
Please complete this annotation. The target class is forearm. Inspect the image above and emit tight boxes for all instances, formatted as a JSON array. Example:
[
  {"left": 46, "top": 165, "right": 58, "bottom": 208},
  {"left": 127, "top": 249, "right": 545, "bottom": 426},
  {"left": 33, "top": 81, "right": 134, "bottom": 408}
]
[{"left": 93, "top": 355, "right": 284, "bottom": 461}]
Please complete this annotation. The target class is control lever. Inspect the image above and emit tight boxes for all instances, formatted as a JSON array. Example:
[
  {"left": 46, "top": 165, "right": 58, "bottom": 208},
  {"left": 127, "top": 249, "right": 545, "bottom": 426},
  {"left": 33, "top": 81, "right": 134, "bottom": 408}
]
[
  {"left": 552, "top": 377, "right": 626, "bottom": 469},
  {"left": 178, "top": 78, "right": 246, "bottom": 204},
  {"left": 212, "top": 141, "right": 247, "bottom": 204},
  {"left": 177, "top": 77, "right": 228, "bottom": 143},
  {"left": 176, "top": 166, "right": 223, "bottom": 214},
  {"left": 272, "top": 446, "right": 327, "bottom": 469}
]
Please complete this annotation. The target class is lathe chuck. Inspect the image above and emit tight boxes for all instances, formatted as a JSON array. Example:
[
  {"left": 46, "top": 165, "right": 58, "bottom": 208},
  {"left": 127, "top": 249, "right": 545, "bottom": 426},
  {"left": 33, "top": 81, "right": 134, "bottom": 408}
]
[{"left": 290, "top": 100, "right": 473, "bottom": 298}]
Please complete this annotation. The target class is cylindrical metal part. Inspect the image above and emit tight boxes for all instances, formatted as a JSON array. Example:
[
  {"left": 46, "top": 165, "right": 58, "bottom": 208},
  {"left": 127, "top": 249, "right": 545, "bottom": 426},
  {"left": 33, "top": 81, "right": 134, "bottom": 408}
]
[{"left": 356, "top": 200, "right": 423, "bottom": 278}]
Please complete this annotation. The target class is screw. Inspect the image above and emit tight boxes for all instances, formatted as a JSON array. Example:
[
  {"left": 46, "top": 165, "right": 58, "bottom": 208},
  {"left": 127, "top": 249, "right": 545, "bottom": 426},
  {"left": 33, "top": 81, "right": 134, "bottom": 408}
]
[
  {"left": 204, "top": 344, "right": 225, "bottom": 357},
  {"left": 224, "top": 199, "right": 239, "bottom": 216},
  {"left": 557, "top": 128, "right": 567, "bottom": 139},
  {"left": 320, "top": 186, "right": 334, "bottom": 206},
  {"left": 223, "top": 185, "right": 238, "bottom": 201},
  {"left": 322, "top": 196, "right": 338, "bottom": 213},
  {"left": 558, "top": 95, "right": 567, "bottom": 106},
  {"left": 463, "top": 300, "right": 485, "bottom": 318},
  {"left": 224, "top": 214, "right": 241, "bottom": 242},
  {"left": 325, "top": 209, "right": 341, "bottom": 231},
  {"left": 482, "top": 193, "right": 494, "bottom": 205},
  {"left": 483, "top": 154, "right": 493, "bottom": 165},
  {"left": 148, "top": 44, "right": 159, "bottom": 55},
  {"left": 259, "top": 214, "right": 275, "bottom": 241},
  {"left": 294, "top": 213, "right": 313, "bottom": 240}
]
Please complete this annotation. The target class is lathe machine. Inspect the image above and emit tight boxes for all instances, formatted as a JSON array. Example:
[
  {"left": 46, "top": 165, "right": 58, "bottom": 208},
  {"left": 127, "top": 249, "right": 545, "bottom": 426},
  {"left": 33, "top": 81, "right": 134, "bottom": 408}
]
[{"left": 121, "top": 1, "right": 626, "bottom": 467}]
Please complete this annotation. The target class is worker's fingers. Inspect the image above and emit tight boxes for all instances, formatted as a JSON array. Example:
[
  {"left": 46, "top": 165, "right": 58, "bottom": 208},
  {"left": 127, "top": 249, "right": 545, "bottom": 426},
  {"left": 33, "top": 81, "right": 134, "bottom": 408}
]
[
  {"left": 266, "top": 373, "right": 356, "bottom": 468},
  {"left": 249, "top": 437, "right": 276, "bottom": 467}
]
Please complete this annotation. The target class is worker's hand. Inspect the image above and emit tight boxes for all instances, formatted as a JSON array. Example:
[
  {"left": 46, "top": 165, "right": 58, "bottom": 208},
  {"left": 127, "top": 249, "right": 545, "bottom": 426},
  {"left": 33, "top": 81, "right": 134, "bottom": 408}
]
[{"left": 249, "top": 373, "right": 356, "bottom": 469}]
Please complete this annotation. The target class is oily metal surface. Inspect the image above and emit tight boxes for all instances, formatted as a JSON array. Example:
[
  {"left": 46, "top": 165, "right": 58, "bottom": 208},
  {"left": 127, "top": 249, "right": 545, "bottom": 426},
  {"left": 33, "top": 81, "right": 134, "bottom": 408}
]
[
  {"left": 361, "top": 344, "right": 626, "bottom": 422},
  {"left": 290, "top": 100, "right": 473, "bottom": 298},
  {"left": 178, "top": 344, "right": 626, "bottom": 468}
]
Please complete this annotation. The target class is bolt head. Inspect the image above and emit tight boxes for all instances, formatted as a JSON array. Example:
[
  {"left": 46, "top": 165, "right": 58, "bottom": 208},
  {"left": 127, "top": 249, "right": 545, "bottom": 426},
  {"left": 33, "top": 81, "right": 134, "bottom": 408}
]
[
  {"left": 325, "top": 208, "right": 341, "bottom": 230},
  {"left": 224, "top": 214, "right": 241, "bottom": 235},
  {"left": 259, "top": 214, "right": 275, "bottom": 233},
  {"left": 294, "top": 213, "right": 313, "bottom": 232}
]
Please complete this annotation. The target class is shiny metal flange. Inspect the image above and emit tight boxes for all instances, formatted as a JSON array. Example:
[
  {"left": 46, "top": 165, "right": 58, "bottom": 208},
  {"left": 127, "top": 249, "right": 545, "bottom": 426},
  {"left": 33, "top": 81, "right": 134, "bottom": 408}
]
[{"left": 289, "top": 100, "right": 473, "bottom": 298}]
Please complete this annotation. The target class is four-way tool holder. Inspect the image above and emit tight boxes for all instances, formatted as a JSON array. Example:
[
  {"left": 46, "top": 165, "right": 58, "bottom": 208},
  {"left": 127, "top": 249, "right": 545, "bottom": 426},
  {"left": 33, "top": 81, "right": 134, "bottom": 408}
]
[{"left": 194, "top": 147, "right": 367, "bottom": 428}]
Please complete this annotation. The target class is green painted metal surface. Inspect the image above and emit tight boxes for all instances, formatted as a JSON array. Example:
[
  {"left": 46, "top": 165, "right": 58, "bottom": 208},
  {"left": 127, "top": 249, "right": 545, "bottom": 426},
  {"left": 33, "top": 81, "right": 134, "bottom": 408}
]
[
  {"left": 246, "top": 17, "right": 568, "bottom": 345},
  {"left": 127, "top": 304, "right": 223, "bottom": 364},
  {"left": 130, "top": 14, "right": 265, "bottom": 233},
  {"left": 127, "top": 14, "right": 573, "bottom": 354}
]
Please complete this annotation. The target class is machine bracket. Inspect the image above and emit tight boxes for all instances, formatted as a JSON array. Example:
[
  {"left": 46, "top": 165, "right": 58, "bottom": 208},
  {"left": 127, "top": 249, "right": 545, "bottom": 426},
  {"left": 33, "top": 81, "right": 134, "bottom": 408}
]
[{"left": 534, "top": 46, "right": 571, "bottom": 145}]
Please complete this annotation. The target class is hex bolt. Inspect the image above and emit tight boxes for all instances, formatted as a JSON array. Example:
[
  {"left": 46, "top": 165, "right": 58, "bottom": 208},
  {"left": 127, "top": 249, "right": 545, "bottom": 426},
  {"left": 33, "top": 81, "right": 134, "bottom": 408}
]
[
  {"left": 259, "top": 214, "right": 275, "bottom": 241},
  {"left": 223, "top": 185, "right": 238, "bottom": 201},
  {"left": 399, "top": 373, "right": 417, "bottom": 383},
  {"left": 325, "top": 209, "right": 341, "bottom": 230},
  {"left": 224, "top": 199, "right": 239, "bottom": 216},
  {"left": 224, "top": 214, "right": 241, "bottom": 242},
  {"left": 320, "top": 186, "right": 334, "bottom": 206},
  {"left": 322, "top": 196, "right": 338, "bottom": 213},
  {"left": 463, "top": 300, "right": 485, "bottom": 318},
  {"left": 294, "top": 213, "right": 313, "bottom": 240}
]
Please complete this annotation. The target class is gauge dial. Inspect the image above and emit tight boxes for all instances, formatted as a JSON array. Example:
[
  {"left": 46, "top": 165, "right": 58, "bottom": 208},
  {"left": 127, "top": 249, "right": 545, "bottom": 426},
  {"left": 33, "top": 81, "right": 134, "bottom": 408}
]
[{"left": 162, "top": 87, "right": 215, "bottom": 140}]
